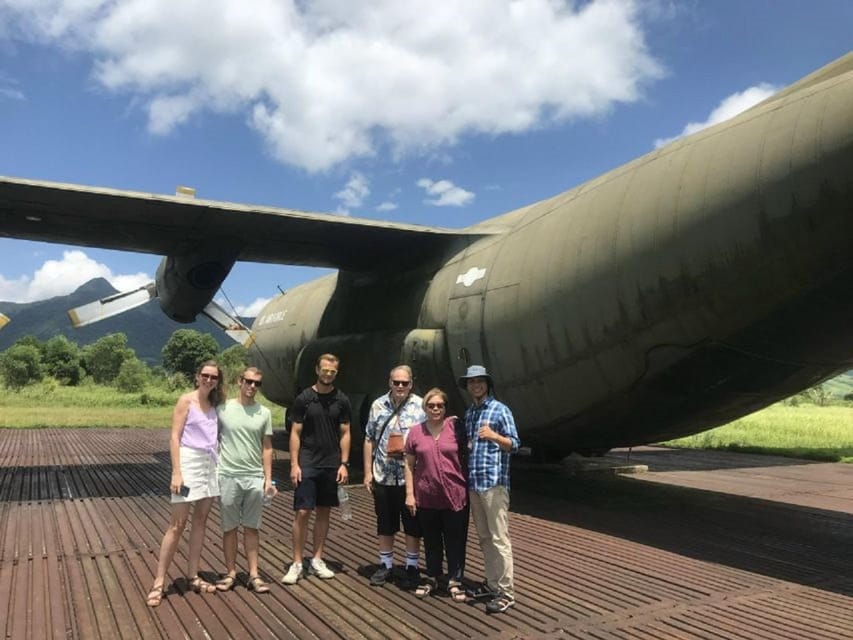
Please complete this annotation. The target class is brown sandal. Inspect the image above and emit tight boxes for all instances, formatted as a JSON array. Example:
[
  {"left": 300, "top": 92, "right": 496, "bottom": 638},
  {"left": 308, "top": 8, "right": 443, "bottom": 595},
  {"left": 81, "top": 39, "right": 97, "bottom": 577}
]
[
  {"left": 414, "top": 581, "right": 433, "bottom": 599},
  {"left": 146, "top": 584, "right": 165, "bottom": 607},
  {"left": 449, "top": 583, "right": 466, "bottom": 603},
  {"left": 247, "top": 575, "right": 270, "bottom": 593},
  {"left": 215, "top": 575, "right": 237, "bottom": 592},
  {"left": 190, "top": 576, "right": 216, "bottom": 593}
]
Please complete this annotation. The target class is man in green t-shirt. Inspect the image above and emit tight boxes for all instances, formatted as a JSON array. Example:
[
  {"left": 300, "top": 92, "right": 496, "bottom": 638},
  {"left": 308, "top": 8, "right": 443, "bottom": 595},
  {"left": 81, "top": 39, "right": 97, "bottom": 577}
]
[{"left": 215, "top": 367, "right": 274, "bottom": 594}]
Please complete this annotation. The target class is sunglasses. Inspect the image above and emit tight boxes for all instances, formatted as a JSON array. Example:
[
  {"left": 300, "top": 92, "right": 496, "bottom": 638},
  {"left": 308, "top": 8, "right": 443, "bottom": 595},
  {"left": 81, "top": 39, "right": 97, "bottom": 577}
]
[
  {"left": 242, "top": 379, "right": 262, "bottom": 388},
  {"left": 391, "top": 380, "right": 411, "bottom": 387},
  {"left": 199, "top": 373, "right": 219, "bottom": 381},
  {"left": 426, "top": 402, "right": 445, "bottom": 409}
]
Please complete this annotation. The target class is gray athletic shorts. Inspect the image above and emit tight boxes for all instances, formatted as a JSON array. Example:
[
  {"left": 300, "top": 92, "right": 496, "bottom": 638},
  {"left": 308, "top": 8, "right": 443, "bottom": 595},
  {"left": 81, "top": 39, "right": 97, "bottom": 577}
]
[{"left": 219, "top": 475, "right": 264, "bottom": 532}]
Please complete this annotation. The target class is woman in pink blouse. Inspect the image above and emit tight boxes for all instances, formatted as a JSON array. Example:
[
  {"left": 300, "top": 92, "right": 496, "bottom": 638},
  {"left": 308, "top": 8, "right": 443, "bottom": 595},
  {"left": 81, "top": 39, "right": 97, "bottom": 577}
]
[
  {"left": 404, "top": 388, "right": 469, "bottom": 601},
  {"left": 146, "top": 360, "right": 226, "bottom": 607}
]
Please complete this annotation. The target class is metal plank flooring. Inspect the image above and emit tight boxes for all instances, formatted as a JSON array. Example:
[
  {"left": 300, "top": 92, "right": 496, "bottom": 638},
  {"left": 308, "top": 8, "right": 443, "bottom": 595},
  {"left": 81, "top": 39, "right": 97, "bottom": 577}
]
[{"left": 1, "top": 429, "right": 851, "bottom": 639}]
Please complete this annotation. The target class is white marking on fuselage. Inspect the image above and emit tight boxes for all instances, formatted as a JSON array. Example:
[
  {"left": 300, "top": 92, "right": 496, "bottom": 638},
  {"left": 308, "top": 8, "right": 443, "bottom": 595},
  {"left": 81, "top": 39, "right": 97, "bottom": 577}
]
[
  {"left": 257, "top": 310, "right": 288, "bottom": 326},
  {"left": 456, "top": 267, "right": 487, "bottom": 287}
]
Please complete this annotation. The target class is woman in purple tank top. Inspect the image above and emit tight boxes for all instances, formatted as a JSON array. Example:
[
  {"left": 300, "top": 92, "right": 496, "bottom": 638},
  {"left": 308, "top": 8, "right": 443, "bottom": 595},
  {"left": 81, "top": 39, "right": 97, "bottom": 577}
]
[{"left": 146, "top": 360, "right": 226, "bottom": 607}]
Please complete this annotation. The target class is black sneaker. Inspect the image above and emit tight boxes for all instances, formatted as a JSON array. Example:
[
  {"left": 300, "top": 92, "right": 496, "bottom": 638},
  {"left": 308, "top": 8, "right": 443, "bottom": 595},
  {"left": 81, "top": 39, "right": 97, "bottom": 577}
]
[
  {"left": 467, "top": 582, "right": 498, "bottom": 600},
  {"left": 403, "top": 565, "right": 420, "bottom": 590},
  {"left": 486, "top": 594, "right": 515, "bottom": 614},
  {"left": 370, "top": 566, "right": 393, "bottom": 586}
]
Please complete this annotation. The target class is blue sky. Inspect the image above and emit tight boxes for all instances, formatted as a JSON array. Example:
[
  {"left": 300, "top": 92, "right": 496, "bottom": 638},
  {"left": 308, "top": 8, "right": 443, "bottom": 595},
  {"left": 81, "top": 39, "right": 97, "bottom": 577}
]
[{"left": 0, "top": 0, "right": 851, "bottom": 317}]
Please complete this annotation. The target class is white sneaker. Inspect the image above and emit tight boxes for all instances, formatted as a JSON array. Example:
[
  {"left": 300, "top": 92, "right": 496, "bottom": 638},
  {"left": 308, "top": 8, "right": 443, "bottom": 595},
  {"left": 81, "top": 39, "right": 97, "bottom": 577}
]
[
  {"left": 281, "top": 562, "right": 304, "bottom": 585},
  {"left": 309, "top": 558, "right": 335, "bottom": 579}
]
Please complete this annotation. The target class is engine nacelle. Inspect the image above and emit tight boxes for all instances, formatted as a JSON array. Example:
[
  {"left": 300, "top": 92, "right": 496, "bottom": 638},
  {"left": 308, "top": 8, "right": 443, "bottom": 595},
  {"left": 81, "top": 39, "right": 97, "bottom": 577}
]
[{"left": 155, "top": 248, "right": 238, "bottom": 322}]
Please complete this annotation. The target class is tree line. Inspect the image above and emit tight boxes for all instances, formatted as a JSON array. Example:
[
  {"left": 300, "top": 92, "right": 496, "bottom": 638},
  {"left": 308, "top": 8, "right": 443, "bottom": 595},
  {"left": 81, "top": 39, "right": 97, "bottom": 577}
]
[{"left": 0, "top": 329, "right": 247, "bottom": 393}]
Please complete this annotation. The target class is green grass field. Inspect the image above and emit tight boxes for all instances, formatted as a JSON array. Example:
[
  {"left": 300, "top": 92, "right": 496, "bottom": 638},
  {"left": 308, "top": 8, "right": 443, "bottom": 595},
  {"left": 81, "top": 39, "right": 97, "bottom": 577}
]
[
  {"left": 1, "top": 382, "right": 850, "bottom": 463},
  {"left": 662, "top": 403, "right": 853, "bottom": 463},
  {"left": 0, "top": 381, "right": 285, "bottom": 428}
]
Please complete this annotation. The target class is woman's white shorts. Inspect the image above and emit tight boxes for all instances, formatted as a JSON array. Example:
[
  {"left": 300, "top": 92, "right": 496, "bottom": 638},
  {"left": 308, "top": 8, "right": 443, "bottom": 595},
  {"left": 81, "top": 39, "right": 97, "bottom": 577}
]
[{"left": 171, "top": 446, "right": 220, "bottom": 503}]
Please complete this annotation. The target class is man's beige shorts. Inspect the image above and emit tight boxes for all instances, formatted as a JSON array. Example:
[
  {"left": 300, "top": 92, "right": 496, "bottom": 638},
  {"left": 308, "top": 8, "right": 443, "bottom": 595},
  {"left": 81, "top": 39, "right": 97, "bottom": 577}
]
[{"left": 219, "top": 475, "right": 265, "bottom": 532}]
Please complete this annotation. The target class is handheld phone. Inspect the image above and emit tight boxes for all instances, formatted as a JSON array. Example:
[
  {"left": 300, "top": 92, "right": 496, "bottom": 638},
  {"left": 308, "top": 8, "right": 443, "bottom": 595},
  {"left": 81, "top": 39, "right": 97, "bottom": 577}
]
[{"left": 179, "top": 485, "right": 190, "bottom": 497}]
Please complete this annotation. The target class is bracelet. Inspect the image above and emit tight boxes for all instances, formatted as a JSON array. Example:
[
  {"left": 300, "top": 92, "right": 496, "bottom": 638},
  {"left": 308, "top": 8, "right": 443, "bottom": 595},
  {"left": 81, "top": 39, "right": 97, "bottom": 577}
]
[{"left": 341, "top": 461, "right": 350, "bottom": 467}]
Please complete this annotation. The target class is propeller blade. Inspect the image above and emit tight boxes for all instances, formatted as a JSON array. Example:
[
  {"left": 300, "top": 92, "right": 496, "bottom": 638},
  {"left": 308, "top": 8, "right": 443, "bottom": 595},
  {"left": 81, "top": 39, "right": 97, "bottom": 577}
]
[
  {"left": 202, "top": 300, "right": 254, "bottom": 346},
  {"left": 68, "top": 283, "right": 157, "bottom": 327}
]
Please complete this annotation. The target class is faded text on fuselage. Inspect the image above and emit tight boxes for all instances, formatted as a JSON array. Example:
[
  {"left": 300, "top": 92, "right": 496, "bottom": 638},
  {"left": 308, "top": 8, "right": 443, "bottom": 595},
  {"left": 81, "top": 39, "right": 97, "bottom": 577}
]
[{"left": 257, "top": 310, "right": 288, "bottom": 326}]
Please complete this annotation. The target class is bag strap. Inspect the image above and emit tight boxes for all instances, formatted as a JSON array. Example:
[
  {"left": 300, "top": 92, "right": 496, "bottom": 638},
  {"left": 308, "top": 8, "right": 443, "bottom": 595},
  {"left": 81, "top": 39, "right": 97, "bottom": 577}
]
[
  {"left": 372, "top": 394, "right": 410, "bottom": 463},
  {"left": 452, "top": 416, "right": 469, "bottom": 471}
]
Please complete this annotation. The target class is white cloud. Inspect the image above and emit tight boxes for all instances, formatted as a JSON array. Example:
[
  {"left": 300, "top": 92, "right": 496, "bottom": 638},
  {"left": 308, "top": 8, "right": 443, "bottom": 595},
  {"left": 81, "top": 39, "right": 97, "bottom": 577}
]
[
  {"left": 417, "top": 178, "right": 474, "bottom": 207},
  {"left": 0, "top": 0, "right": 662, "bottom": 171},
  {"left": 233, "top": 297, "right": 271, "bottom": 317},
  {"left": 0, "top": 85, "right": 24, "bottom": 101},
  {"left": 376, "top": 201, "right": 397, "bottom": 212},
  {"left": 654, "top": 83, "right": 779, "bottom": 148},
  {"left": 0, "top": 71, "right": 24, "bottom": 101},
  {"left": 0, "top": 274, "right": 28, "bottom": 302},
  {"left": 334, "top": 171, "right": 370, "bottom": 214},
  {"left": 0, "top": 250, "right": 151, "bottom": 302}
]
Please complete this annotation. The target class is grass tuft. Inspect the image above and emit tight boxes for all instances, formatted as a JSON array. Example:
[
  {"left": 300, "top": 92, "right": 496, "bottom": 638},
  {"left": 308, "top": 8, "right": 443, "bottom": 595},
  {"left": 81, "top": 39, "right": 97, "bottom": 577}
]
[{"left": 662, "top": 403, "right": 853, "bottom": 463}]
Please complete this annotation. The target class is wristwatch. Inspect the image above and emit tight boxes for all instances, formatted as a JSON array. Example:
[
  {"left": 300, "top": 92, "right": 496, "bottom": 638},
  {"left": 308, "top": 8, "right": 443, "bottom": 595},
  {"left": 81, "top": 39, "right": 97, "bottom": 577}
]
[{"left": 341, "top": 461, "right": 350, "bottom": 467}]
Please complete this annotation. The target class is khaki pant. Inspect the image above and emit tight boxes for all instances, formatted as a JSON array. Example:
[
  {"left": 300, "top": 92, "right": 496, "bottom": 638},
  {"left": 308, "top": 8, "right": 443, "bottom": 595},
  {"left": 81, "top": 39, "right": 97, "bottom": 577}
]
[{"left": 469, "top": 486, "right": 514, "bottom": 598}]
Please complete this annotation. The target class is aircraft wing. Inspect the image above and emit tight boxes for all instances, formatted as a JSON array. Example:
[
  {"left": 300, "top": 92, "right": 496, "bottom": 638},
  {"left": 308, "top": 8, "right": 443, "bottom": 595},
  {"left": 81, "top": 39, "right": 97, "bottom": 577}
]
[{"left": 0, "top": 176, "right": 495, "bottom": 271}]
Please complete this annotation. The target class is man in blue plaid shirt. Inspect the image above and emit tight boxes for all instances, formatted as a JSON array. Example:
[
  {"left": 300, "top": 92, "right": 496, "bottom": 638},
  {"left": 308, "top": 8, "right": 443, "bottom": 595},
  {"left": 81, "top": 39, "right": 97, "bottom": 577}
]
[{"left": 459, "top": 365, "right": 520, "bottom": 614}]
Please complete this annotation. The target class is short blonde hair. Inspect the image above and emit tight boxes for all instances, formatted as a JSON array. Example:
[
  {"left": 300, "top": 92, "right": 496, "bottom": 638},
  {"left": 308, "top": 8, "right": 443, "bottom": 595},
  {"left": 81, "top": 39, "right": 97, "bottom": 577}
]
[
  {"left": 422, "top": 387, "right": 448, "bottom": 411},
  {"left": 316, "top": 353, "right": 340, "bottom": 367},
  {"left": 390, "top": 365, "right": 412, "bottom": 379}
]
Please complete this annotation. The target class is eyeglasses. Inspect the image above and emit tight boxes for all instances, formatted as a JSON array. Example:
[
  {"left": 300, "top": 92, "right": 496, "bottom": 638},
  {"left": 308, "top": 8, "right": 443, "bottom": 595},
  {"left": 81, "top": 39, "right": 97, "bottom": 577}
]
[
  {"left": 200, "top": 373, "right": 219, "bottom": 381},
  {"left": 320, "top": 368, "right": 338, "bottom": 375},
  {"left": 426, "top": 403, "right": 445, "bottom": 409},
  {"left": 391, "top": 380, "right": 411, "bottom": 387},
  {"left": 242, "top": 379, "right": 262, "bottom": 388}
]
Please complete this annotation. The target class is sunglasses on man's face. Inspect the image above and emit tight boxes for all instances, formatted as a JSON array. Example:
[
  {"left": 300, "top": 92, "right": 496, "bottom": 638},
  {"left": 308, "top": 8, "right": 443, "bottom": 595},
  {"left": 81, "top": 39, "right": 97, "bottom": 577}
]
[
  {"left": 426, "top": 402, "right": 445, "bottom": 409},
  {"left": 200, "top": 373, "right": 219, "bottom": 381},
  {"left": 242, "top": 378, "right": 262, "bottom": 388},
  {"left": 391, "top": 380, "right": 411, "bottom": 387}
]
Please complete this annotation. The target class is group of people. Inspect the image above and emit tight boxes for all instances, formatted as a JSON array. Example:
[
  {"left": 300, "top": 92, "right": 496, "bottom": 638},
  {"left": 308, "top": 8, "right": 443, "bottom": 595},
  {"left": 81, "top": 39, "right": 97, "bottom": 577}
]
[
  {"left": 146, "top": 361, "right": 275, "bottom": 606},
  {"left": 365, "top": 363, "right": 520, "bottom": 613},
  {"left": 145, "top": 354, "right": 521, "bottom": 616}
]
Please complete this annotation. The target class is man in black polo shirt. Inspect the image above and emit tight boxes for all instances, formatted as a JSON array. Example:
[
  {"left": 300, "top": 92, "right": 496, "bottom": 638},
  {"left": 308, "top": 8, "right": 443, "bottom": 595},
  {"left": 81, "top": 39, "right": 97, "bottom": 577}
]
[{"left": 282, "top": 353, "right": 352, "bottom": 584}]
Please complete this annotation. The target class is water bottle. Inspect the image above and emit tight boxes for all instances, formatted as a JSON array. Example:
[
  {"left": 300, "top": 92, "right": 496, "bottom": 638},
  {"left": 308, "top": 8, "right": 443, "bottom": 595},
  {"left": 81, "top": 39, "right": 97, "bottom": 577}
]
[
  {"left": 263, "top": 480, "right": 277, "bottom": 507},
  {"left": 337, "top": 485, "right": 352, "bottom": 521}
]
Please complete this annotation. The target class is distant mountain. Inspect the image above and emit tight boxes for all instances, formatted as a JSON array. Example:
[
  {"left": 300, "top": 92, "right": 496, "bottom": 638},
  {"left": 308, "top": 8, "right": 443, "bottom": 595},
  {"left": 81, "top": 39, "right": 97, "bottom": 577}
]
[{"left": 0, "top": 278, "right": 248, "bottom": 365}]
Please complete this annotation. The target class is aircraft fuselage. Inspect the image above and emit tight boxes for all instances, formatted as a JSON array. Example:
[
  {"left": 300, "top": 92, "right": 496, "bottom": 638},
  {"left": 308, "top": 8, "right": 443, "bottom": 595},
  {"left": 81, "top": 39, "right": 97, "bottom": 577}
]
[
  {"left": 2, "top": 54, "right": 852, "bottom": 460},
  {"left": 251, "top": 63, "right": 853, "bottom": 456}
]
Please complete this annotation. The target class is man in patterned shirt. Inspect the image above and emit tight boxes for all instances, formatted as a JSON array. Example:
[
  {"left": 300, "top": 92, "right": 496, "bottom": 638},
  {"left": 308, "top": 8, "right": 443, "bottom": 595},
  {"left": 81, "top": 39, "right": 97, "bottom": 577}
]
[
  {"left": 363, "top": 365, "right": 426, "bottom": 588},
  {"left": 459, "top": 365, "right": 520, "bottom": 614}
]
